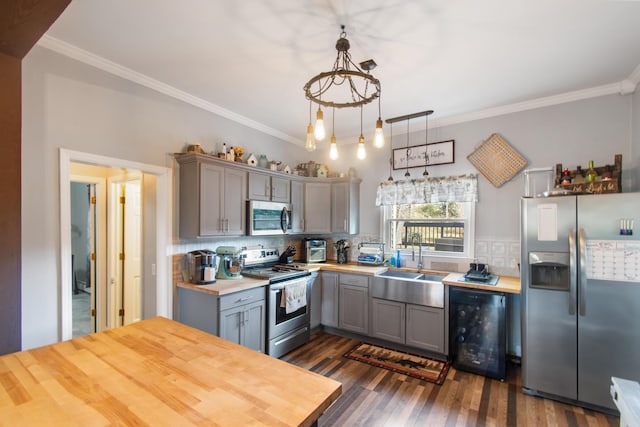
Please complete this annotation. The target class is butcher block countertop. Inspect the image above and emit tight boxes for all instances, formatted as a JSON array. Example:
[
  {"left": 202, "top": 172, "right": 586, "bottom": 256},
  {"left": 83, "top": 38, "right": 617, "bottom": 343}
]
[
  {"left": 443, "top": 273, "right": 521, "bottom": 294},
  {"left": 177, "top": 277, "right": 269, "bottom": 295},
  {"left": 0, "top": 317, "right": 341, "bottom": 426}
]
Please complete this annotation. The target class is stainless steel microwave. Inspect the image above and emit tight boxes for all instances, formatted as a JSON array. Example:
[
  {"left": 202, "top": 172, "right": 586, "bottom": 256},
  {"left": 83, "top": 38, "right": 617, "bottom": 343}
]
[{"left": 246, "top": 200, "right": 292, "bottom": 236}]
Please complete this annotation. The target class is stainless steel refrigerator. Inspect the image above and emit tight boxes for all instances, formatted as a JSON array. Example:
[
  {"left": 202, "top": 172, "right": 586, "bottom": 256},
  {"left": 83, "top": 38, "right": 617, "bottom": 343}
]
[{"left": 521, "top": 193, "right": 640, "bottom": 411}]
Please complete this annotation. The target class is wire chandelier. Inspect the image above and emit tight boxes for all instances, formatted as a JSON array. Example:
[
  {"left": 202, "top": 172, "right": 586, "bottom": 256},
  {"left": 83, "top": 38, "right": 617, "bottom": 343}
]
[{"left": 303, "top": 25, "right": 384, "bottom": 159}]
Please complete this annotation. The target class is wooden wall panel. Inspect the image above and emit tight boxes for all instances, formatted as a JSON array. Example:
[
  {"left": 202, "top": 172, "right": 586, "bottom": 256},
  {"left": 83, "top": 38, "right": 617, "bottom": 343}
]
[
  {"left": 0, "top": 0, "right": 72, "bottom": 59},
  {"left": 0, "top": 0, "right": 72, "bottom": 354},
  {"left": 0, "top": 52, "right": 22, "bottom": 355}
]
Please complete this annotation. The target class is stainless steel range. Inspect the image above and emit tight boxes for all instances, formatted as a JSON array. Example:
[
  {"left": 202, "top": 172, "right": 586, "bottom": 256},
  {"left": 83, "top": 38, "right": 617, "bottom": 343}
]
[{"left": 243, "top": 247, "right": 311, "bottom": 358}]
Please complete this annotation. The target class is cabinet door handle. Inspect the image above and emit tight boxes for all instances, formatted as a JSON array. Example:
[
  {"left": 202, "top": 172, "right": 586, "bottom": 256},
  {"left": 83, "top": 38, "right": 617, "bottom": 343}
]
[{"left": 237, "top": 296, "right": 252, "bottom": 302}]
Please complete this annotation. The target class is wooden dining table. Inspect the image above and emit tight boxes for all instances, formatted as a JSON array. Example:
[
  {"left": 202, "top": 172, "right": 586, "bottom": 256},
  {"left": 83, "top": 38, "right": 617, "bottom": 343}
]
[{"left": 0, "top": 317, "right": 341, "bottom": 426}]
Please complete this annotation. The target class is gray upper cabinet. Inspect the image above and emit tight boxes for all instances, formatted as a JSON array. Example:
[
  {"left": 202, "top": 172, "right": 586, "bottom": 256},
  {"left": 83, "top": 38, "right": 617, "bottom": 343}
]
[
  {"left": 248, "top": 172, "right": 290, "bottom": 203},
  {"left": 331, "top": 179, "right": 360, "bottom": 234},
  {"left": 177, "top": 153, "right": 359, "bottom": 237},
  {"left": 304, "top": 182, "right": 331, "bottom": 233},
  {"left": 290, "top": 179, "right": 305, "bottom": 233},
  {"left": 177, "top": 154, "right": 247, "bottom": 238}
]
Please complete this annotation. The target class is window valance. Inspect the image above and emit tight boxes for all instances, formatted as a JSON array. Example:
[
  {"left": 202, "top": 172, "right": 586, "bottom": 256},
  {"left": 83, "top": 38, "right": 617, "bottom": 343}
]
[{"left": 375, "top": 174, "right": 478, "bottom": 206}]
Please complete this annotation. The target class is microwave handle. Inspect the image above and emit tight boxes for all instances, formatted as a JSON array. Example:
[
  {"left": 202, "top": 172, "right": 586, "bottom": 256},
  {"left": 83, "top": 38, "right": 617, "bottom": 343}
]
[{"left": 280, "top": 207, "right": 290, "bottom": 234}]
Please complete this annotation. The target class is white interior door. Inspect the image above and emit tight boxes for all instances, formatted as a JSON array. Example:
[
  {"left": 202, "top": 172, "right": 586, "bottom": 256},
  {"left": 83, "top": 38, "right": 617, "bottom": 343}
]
[
  {"left": 123, "top": 179, "right": 142, "bottom": 324},
  {"left": 108, "top": 173, "right": 142, "bottom": 327}
]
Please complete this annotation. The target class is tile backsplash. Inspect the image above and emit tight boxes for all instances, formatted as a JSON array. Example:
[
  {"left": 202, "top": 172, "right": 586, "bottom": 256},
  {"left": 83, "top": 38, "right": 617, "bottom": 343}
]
[{"left": 474, "top": 238, "right": 520, "bottom": 277}]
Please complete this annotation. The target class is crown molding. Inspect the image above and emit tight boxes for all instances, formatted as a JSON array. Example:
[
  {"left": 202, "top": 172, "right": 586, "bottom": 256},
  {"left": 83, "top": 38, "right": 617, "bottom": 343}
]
[
  {"left": 36, "top": 35, "right": 639, "bottom": 141},
  {"left": 430, "top": 82, "right": 628, "bottom": 129},
  {"left": 37, "top": 35, "right": 302, "bottom": 146}
]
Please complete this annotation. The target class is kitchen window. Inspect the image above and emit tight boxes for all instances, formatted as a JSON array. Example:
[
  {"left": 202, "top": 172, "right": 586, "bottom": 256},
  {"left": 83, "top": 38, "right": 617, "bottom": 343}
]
[{"left": 376, "top": 174, "right": 478, "bottom": 259}]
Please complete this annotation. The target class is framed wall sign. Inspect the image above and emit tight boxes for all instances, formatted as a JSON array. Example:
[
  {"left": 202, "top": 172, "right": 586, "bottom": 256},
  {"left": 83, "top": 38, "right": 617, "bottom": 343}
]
[{"left": 393, "top": 139, "right": 455, "bottom": 170}]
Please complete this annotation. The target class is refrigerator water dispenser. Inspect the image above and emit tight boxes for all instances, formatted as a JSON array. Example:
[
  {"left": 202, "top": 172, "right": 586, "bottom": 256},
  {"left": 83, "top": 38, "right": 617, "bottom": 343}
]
[{"left": 528, "top": 252, "right": 570, "bottom": 291}]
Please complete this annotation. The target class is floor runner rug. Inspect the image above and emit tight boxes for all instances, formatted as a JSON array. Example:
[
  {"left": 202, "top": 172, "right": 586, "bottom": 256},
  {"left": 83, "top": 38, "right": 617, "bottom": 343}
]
[{"left": 343, "top": 342, "right": 450, "bottom": 385}]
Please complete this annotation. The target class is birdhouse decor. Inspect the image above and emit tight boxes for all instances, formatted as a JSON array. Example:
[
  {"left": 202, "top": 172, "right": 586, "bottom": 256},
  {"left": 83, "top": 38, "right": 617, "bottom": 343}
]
[
  {"left": 317, "top": 164, "right": 329, "bottom": 178},
  {"left": 279, "top": 164, "right": 292, "bottom": 174},
  {"left": 246, "top": 153, "right": 258, "bottom": 166}
]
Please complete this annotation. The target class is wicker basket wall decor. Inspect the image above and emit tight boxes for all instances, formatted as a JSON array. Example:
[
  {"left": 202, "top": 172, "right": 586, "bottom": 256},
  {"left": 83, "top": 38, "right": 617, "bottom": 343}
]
[{"left": 467, "top": 133, "right": 527, "bottom": 188}]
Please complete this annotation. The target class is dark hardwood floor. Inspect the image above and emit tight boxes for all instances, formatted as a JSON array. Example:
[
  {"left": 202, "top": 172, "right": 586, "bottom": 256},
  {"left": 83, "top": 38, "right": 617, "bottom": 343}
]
[{"left": 282, "top": 332, "right": 619, "bottom": 427}]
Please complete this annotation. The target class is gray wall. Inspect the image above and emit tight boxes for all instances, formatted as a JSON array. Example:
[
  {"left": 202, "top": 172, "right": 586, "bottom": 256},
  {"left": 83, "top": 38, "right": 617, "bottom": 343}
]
[
  {"left": 21, "top": 46, "right": 310, "bottom": 349},
  {"left": 22, "top": 45, "right": 639, "bottom": 351}
]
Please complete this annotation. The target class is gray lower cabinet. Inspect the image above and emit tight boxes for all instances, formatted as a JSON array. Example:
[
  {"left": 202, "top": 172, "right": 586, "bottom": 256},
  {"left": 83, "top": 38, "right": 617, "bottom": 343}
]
[
  {"left": 406, "top": 304, "right": 445, "bottom": 353},
  {"left": 219, "top": 299, "right": 266, "bottom": 352},
  {"left": 320, "top": 272, "right": 339, "bottom": 327},
  {"left": 178, "top": 286, "right": 266, "bottom": 353},
  {"left": 338, "top": 273, "right": 369, "bottom": 335},
  {"left": 309, "top": 272, "right": 321, "bottom": 329},
  {"left": 371, "top": 299, "right": 445, "bottom": 354},
  {"left": 371, "top": 298, "right": 405, "bottom": 344}
]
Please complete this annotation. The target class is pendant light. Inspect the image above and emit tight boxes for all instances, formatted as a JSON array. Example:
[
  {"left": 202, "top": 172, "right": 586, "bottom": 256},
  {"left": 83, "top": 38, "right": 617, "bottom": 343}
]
[
  {"left": 357, "top": 106, "right": 366, "bottom": 160},
  {"left": 373, "top": 97, "right": 384, "bottom": 148},
  {"left": 387, "top": 122, "right": 394, "bottom": 181},
  {"left": 304, "top": 26, "right": 383, "bottom": 155},
  {"left": 314, "top": 106, "right": 325, "bottom": 141},
  {"left": 404, "top": 118, "right": 411, "bottom": 177},
  {"left": 385, "top": 110, "right": 435, "bottom": 177},
  {"left": 329, "top": 107, "right": 338, "bottom": 160},
  {"left": 314, "top": 82, "right": 326, "bottom": 141},
  {"left": 305, "top": 99, "right": 316, "bottom": 152},
  {"left": 423, "top": 111, "right": 431, "bottom": 176}
]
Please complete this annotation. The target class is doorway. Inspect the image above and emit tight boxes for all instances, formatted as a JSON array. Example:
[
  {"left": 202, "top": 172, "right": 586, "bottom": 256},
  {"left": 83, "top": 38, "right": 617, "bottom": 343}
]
[
  {"left": 60, "top": 149, "right": 172, "bottom": 341},
  {"left": 70, "top": 182, "right": 96, "bottom": 337}
]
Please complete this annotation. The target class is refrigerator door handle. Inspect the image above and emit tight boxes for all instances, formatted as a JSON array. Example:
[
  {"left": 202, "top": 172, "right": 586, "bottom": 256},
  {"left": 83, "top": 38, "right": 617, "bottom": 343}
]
[
  {"left": 568, "top": 229, "right": 577, "bottom": 315},
  {"left": 578, "top": 228, "right": 587, "bottom": 316}
]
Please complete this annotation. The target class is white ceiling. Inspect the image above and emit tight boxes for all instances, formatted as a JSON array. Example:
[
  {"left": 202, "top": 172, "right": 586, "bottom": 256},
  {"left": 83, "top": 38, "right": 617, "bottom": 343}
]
[{"left": 42, "top": 0, "right": 640, "bottom": 146}]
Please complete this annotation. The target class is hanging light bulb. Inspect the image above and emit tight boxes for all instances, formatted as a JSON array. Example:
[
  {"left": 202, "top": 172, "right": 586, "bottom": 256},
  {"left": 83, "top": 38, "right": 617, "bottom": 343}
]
[
  {"left": 357, "top": 135, "right": 366, "bottom": 159},
  {"left": 314, "top": 107, "right": 326, "bottom": 141},
  {"left": 373, "top": 97, "right": 384, "bottom": 148},
  {"left": 329, "top": 107, "right": 338, "bottom": 160},
  {"left": 305, "top": 100, "right": 316, "bottom": 152},
  {"left": 329, "top": 135, "right": 338, "bottom": 159},
  {"left": 306, "top": 123, "right": 316, "bottom": 152},
  {"left": 357, "top": 106, "right": 366, "bottom": 159}
]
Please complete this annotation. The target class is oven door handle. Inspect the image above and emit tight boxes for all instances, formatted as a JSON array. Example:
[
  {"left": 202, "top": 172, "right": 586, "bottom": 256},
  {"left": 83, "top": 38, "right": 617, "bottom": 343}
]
[{"left": 280, "top": 207, "right": 290, "bottom": 234}]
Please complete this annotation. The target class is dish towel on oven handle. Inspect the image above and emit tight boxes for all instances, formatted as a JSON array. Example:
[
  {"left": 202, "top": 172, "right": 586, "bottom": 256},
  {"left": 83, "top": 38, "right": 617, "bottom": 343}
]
[{"left": 280, "top": 278, "right": 307, "bottom": 314}]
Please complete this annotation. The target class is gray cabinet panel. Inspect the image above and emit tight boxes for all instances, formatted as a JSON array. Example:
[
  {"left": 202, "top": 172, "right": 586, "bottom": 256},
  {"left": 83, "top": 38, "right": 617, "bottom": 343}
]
[
  {"left": 243, "top": 300, "right": 266, "bottom": 353},
  {"left": 179, "top": 286, "right": 266, "bottom": 353},
  {"left": 339, "top": 284, "right": 369, "bottom": 335},
  {"left": 406, "top": 304, "right": 444, "bottom": 353},
  {"left": 271, "top": 176, "right": 290, "bottom": 203},
  {"left": 219, "top": 306, "right": 243, "bottom": 345},
  {"left": 371, "top": 298, "right": 405, "bottom": 344},
  {"left": 223, "top": 168, "right": 247, "bottom": 235},
  {"left": 177, "top": 155, "right": 246, "bottom": 238},
  {"left": 304, "top": 182, "right": 331, "bottom": 233},
  {"left": 331, "top": 180, "right": 359, "bottom": 234},
  {"left": 290, "top": 179, "right": 304, "bottom": 233},
  {"left": 320, "top": 272, "right": 339, "bottom": 327}
]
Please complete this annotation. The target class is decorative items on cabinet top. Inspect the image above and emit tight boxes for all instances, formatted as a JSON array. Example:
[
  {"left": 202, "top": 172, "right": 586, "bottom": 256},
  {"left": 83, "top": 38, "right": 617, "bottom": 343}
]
[
  {"left": 554, "top": 154, "right": 622, "bottom": 194},
  {"left": 174, "top": 152, "right": 359, "bottom": 182}
]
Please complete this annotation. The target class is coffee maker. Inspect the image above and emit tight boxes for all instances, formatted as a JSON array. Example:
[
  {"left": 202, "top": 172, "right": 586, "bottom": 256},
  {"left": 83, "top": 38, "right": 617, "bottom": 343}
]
[
  {"left": 215, "top": 246, "right": 245, "bottom": 280},
  {"left": 187, "top": 250, "right": 217, "bottom": 284}
]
